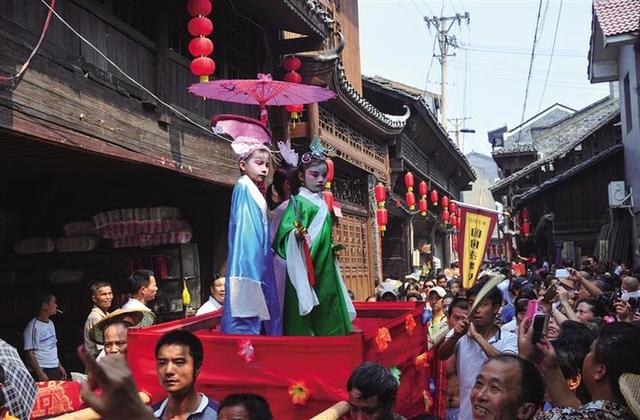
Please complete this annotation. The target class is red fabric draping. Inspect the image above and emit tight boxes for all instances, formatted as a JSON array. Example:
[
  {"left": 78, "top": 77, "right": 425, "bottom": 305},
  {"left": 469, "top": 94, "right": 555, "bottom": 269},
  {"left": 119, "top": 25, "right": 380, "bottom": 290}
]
[{"left": 127, "top": 303, "right": 434, "bottom": 419}]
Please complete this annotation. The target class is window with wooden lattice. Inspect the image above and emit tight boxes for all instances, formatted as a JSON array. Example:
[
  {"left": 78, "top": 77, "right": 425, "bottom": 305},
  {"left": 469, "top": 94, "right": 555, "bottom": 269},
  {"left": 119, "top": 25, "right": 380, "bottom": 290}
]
[{"left": 333, "top": 212, "right": 372, "bottom": 300}]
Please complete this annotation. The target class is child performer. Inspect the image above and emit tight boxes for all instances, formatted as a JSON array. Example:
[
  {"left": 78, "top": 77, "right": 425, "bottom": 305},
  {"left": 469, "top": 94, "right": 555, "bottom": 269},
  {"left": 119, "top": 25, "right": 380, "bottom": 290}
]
[
  {"left": 267, "top": 141, "right": 298, "bottom": 322},
  {"left": 273, "top": 137, "right": 356, "bottom": 336},
  {"left": 213, "top": 115, "right": 281, "bottom": 336}
]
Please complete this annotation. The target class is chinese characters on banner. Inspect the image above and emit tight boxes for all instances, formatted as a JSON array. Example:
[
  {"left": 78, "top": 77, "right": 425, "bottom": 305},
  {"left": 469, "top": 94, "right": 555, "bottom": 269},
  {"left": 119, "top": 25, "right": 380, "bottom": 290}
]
[{"left": 457, "top": 204, "right": 498, "bottom": 289}]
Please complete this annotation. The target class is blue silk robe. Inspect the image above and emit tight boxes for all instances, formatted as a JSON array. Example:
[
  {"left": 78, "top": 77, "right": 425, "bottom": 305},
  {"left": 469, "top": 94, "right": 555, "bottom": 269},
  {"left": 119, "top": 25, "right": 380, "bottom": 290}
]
[{"left": 221, "top": 176, "right": 282, "bottom": 335}]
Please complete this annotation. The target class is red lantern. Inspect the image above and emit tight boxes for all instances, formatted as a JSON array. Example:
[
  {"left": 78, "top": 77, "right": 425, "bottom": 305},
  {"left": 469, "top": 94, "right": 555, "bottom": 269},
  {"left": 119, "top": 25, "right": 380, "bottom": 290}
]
[
  {"left": 188, "top": 37, "right": 214, "bottom": 57},
  {"left": 283, "top": 71, "right": 302, "bottom": 84},
  {"left": 449, "top": 202, "right": 457, "bottom": 214},
  {"left": 282, "top": 56, "right": 302, "bottom": 72},
  {"left": 406, "top": 192, "right": 416, "bottom": 210},
  {"left": 284, "top": 104, "right": 303, "bottom": 113},
  {"left": 404, "top": 172, "right": 415, "bottom": 191},
  {"left": 189, "top": 56, "right": 215, "bottom": 77},
  {"left": 430, "top": 189, "right": 439, "bottom": 206},
  {"left": 325, "top": 159, "right": 334, "bottom": 187},
  {"left": 418, "top": 181, "right": 428, "bottom": 196},
  {"left": 450, "top": 213, "right": 457, "bottom": 227},
  {"left": 377, "top": 208, "right": 388, "bottom": 231},
  {"left": 442, "top": 208, "right": 450, "bottom": 223},
  {"left": 522, "top": 222, "right": 530, "bottom": 236},
  {"left": 441, "top": 196, "right": 449, "bottom": 209},
  {"left": 188, "top": 16, "right": 213, "bottom": 36},
  {"left": 419, "top": 198, "right": 428, "bottom": 216},
  {"left": 375, "top": 183, "right": 386, "bottom": 205},
  {"left": 522, "top": 207, "right": 530, "bottom": 222},
  {"left": 324, "top": 191, "right": 334, "bottom": 211},
  {"left": 187, "top": 0, "right": 212, "bottom": 16}
]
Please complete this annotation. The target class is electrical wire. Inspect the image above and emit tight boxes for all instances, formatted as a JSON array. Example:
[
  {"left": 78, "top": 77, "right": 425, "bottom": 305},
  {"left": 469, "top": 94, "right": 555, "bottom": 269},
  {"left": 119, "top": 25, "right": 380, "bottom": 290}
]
[
  {"left": 518, "top": 0, "right": 545, "bottom": 144},
  {"left": 38, "top": 0, "right": 231, "bottom": 142},
  {"left": 537, "top": 0, "right": 564, "bottom": 111}
]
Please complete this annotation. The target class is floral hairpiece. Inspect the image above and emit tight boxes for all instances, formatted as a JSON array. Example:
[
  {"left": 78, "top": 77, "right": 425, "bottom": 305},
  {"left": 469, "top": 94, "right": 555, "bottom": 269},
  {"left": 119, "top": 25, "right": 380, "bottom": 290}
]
[
  {"left": 277, "top": 140, "right": 299, "bottom": 167},
  {"left": 301, "top": 136, "right": 333, "bottom": 164}
]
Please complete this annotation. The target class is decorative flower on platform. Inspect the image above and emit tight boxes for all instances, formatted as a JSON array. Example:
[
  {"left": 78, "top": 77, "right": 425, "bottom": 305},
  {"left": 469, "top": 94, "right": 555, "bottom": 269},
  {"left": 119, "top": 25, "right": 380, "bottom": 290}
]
[
  {"left": 237, "top": 339, "right": 255, "bottom": 363},
  {"left": 414, "top": 352, "right": 430, "bottom": 369},
  {"left": 405, "top": 314, "right": 416, "bottom": 335},
  {"left": 423, "top": 389, "right": 434, "bottom": 412},
  {"left": 288, "top": 380, "right": 311, "bottom": 405},
  {"left": 389, "top": 366, "right": 401, "bottom": 385},
  {"left": 376, "top": 327, "right": 392, "bottom": 352}
]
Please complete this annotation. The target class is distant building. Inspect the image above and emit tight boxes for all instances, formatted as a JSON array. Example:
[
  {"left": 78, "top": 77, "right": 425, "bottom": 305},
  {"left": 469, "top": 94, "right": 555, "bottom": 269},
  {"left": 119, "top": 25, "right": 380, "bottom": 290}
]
[{"left": 588, "top": 0, "right": 640, "bottom": 266}]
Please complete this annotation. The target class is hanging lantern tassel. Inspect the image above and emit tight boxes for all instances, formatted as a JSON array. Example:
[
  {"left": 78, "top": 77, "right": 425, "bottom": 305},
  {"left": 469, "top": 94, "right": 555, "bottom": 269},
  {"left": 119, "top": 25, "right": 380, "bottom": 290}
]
[{"left": 187, "top": 0, "right": 215, "bottom": 82}]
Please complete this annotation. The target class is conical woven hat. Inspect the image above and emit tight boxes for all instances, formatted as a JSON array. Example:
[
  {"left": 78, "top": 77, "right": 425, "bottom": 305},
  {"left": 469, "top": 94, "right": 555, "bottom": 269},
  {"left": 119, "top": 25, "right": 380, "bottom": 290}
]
[{"left": 619, "top": 373, "right": 640, "bottom": 419}]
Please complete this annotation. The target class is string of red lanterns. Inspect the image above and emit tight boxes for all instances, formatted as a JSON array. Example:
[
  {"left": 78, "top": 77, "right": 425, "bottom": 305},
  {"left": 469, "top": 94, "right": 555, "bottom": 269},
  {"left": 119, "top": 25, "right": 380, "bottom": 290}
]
[
  {"left": 282, "top": 56, "right": 304, "bottom": 124},
  {"left": 404, "top": 172, "right": 416, "bottom": 211},
  {"left": 375, "top": 183, "right": 388, "bottom": 234},
  {"left": 187, "top": 0, "right": 215, "bottom": 82},
  {"left": 521, "top": 207, "right": 531, "bottom": 236},
  {"left": 418, "top": 181, "right": 428, "bottom": 216}
]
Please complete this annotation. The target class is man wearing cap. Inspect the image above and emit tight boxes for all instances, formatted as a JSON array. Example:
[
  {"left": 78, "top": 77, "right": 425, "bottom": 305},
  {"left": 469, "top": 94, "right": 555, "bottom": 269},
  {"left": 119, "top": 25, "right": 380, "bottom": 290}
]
[
  {"left": 428, "top": 286, "right": 448, "bottom": 337},
  {"left": 90, "top": 309, "right": 155, "bottom": 359},
  {"left": 378, "top": 284, "right": 399, "bottom": 302},
  {"left": 213, "top": 115, "right": 281, "bottom": 336}
]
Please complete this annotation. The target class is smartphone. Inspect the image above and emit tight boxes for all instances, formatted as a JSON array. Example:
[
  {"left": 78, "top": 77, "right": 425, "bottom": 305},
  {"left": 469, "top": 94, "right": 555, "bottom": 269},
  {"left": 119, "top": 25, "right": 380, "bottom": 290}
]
[
  {"left": 532, "top": 313, "right": 546, "bottom": 344},
  {"left": 526, "top": 299, "right": 539, "bottom": 322}
]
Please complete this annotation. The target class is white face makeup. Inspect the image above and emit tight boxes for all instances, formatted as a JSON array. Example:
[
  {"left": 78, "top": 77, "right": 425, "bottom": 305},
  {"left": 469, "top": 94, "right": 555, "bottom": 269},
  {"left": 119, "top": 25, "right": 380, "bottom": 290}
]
[{"left": 301, "top": 162, "right": 328, "bottom": 193}]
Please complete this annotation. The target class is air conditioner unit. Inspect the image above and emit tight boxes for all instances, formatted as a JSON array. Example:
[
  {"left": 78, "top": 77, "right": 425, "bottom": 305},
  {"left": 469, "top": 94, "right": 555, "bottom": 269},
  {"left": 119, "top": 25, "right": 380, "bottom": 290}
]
[{"left": 608, "top": 181, "right": 627, "bottom": 207}]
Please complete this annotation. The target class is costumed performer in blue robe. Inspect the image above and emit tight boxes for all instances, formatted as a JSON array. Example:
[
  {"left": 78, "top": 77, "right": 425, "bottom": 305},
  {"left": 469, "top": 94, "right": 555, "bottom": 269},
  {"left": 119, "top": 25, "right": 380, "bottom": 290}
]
[{"left": 212, "top": 114, "right": 281, "bottom": 336}]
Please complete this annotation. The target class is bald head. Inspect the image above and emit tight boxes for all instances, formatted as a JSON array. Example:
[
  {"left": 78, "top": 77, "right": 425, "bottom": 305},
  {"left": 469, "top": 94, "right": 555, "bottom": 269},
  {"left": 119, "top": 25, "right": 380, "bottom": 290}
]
[
  {"left": 623, "top": 276, "right": 639, "bottom": 293},
  {"left": 103, "top": 321, "right": 129, "bottom": 355}
]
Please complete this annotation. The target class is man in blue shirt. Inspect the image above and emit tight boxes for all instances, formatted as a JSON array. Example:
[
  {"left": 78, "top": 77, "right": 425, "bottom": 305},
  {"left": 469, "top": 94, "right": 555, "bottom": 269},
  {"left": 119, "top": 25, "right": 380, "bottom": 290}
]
[{"left": 153, "top": 331, "right": 219, "bottom": 419}]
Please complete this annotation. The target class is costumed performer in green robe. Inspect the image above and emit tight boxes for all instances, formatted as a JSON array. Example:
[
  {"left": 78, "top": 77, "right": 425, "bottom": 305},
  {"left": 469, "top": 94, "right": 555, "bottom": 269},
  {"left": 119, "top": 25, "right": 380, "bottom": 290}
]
[{"left": 273, "top": 137, "right": 356, "bottom": 336}]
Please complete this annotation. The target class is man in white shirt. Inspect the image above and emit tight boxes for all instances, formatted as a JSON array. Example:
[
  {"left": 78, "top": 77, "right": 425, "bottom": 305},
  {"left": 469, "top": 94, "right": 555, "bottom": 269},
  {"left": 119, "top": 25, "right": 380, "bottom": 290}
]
[
  {"left": 83, "top": 281, "right": 113, "bottom": 358},
  {"left": 196, "top": 275, "right": 225, "bottom": 316},
  {"left": 23, "top": 293, "right": 67, "bottom": 381},
  {"left": 122, "top": 270, "right": 157, "bottom": 312},
  {"left": 438, "top": 282, "right": 518, "bottom": 420}
]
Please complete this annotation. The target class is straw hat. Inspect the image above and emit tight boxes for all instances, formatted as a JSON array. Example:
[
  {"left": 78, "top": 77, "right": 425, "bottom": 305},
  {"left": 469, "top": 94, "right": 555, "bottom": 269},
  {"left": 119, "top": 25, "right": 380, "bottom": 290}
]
[
  {"left": 619, "top": 373, "right": 640, "bottom": 419},
  {"left": 89, "top": 309, "right": 155, "bottom": 345}
]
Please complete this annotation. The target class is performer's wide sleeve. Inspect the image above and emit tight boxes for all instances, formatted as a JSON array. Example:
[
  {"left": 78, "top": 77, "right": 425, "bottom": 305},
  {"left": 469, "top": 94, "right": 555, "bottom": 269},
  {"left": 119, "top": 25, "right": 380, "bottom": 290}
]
[
  {"left": 226, "top": 184, "right": 270, "bottom": 320},
  {"left": 272, "top": 200, "right": 296, "bottom": 259}
]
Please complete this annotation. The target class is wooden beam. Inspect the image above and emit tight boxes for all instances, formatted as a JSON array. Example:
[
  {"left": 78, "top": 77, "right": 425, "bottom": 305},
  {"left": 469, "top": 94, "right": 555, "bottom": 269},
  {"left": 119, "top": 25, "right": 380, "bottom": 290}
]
[{"left": 275, "top": 36, "right": 325, "bottom": 55}]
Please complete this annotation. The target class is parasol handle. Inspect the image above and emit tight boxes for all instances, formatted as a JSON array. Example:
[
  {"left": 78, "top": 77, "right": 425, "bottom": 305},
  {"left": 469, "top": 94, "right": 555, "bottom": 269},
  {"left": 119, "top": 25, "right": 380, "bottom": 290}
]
[{"left": 260, "top": 105, "right": 268, "bottom": 125}]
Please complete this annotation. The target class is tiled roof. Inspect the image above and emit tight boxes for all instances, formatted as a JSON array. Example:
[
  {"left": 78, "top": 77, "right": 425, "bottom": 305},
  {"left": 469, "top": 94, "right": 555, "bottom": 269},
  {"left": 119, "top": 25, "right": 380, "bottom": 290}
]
[
  {"left": 490, "top": 97, "right": 620, "bottom": 193},
  {"left": 594, "top": 0, "right": 640, "bottom": 37}
]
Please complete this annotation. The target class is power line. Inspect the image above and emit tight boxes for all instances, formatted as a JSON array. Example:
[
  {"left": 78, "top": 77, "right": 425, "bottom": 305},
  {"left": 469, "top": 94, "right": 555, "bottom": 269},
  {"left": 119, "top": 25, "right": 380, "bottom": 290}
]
[
  {"left": 538, "top": 0, "right": 564, "bottom": 111},
  {"left": 518, "top": 0, "right": 545, "bottom": 144},
  {"left": 38, "top": 0, "right": 228, "bottom": 141},
  {"left": 459, "top": 45, "right": 582, "bottom": 58}
]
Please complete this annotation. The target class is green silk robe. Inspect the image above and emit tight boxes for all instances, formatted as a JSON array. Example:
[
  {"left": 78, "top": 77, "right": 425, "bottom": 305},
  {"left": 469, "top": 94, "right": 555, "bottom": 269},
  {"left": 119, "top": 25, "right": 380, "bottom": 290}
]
[{"left": 273, "top": 187, "right": 354, "bottom": 336}]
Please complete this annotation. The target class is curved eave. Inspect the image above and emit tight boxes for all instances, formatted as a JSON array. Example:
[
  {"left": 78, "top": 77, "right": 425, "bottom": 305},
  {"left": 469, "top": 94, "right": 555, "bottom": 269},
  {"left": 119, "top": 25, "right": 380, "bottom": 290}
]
[{"left": 414, "top": 99, "right": 476, "bottom": 183}]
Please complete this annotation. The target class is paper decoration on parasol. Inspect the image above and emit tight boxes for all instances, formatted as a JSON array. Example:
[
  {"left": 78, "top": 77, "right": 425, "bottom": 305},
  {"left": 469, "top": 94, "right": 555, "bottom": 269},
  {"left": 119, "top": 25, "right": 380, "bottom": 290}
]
[{"left": 188, "top": 73, "right": 336, "bottom": 124}]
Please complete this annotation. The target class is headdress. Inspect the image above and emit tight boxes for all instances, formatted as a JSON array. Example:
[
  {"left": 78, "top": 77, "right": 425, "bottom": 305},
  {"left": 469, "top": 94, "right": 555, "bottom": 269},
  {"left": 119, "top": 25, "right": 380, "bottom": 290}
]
[
  {"left": 300, "top": 136, "right": 333, "bottom": 164},
  {"left": 211, "top": 114, "right": 273, "bottom": 161},
  {"left": 277, "top": 140, "right": 299, "bottom": 167}
]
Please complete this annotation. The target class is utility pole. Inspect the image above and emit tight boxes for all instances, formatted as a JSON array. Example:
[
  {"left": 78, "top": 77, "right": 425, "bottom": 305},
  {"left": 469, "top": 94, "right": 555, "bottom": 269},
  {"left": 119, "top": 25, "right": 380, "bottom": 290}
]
[
  {"left": 424, "top": 13, "right": 470, "bottom": 132},
  {"left": 448, "top": 117, "right": 475, "bottom": 149}
]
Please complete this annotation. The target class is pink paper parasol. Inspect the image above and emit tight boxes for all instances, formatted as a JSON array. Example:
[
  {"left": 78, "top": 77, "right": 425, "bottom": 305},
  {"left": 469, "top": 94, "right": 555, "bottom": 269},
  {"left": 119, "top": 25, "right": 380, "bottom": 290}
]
[{"left": 188, "top": 73, "right": 336, "bottom": 124}]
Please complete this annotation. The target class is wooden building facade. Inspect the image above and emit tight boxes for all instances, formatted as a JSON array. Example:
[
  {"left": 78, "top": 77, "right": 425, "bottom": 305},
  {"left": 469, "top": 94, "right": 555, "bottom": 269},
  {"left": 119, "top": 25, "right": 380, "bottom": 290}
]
[
  {"left": 362, "top": 76, "right": 476, "bottom": 279},
  {"left": 490, "top": 96, "right": 627, "bottom": 264}
]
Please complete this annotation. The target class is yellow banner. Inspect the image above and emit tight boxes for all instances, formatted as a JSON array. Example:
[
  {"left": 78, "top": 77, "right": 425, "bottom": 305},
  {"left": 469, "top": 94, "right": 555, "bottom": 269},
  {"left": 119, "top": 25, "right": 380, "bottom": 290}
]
[{"left": 460, "top": 209, "right": 496, "bottom": 289}]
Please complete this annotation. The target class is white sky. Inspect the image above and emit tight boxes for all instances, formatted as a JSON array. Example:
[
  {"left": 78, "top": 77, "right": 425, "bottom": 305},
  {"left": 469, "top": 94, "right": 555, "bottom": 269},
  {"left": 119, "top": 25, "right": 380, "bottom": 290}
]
[{"left": 359, "top": 0, "right": 610, "bottom": 156}]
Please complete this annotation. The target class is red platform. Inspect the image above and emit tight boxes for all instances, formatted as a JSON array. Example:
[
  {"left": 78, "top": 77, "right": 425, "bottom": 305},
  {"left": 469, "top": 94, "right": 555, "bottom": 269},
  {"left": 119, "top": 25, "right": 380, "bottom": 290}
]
[{"left": 127, "top": 302, "right": 435, "bottom": 419}]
